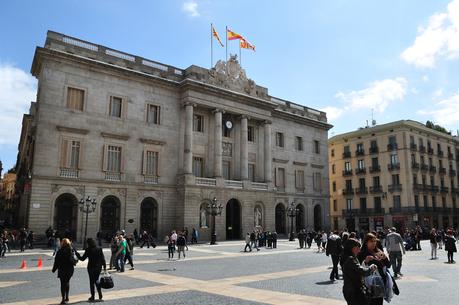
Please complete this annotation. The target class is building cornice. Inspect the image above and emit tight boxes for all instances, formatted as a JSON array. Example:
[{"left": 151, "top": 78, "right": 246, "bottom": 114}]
[
  {"left": 101, "top": 132, "right": 130, "bottom": 141},
  {"left": 140, "top": 138, "right": 166, "bottom": 145},
  {"left": 272, "top": 109, "right": 333, "bottom": 130},
  {"left": 56, "top": 125, "right": 90, "bottom": 135}
]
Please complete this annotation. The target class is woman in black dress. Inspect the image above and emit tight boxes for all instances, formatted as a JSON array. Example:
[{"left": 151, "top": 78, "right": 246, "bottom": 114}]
[
  {"left": 52, "top": 238, "right": 76, "bottom": 304},
  {"left": 75, "top": 238, "right": 107, "bottom": 301},
  {"left": 357, "top": 233, "right": 391, "bottom": 305},
  {"left": 342, "top": 238, "right": 376, "bottom": 305}
]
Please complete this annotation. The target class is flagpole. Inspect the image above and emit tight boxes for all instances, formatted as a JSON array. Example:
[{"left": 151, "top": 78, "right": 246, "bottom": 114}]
[
  {"left": 225, "top": 26, "right": 228, "bottom": 63},
  {"left": 239, "top": 41, "right": 242, "bottom": 66},
  {"left": 211, "top": 23, "right": 213, "bottom": 68}
]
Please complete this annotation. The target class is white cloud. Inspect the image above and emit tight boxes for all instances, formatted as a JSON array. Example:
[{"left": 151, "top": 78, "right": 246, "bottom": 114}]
[
  {"left": 182, "top": 0, "right": 200, "bottom": 17},
  {"left": 422, "top": 75, "right": 430, "bottom": 82},
  {"left": 334, "top": 77, "right": 407, "bottom": 113},
  {"left": 433, "top": 88, "right": 444, "bottom": 97},
  {"left": 418, "top": 92, "right": 459, "bottom": 127},
  {"left": 401, "top": 0, "right": 459, "bottom": 68},
  {"left": 0, "top": 64, "right": 37, "bottom": 145},
  {"left": 320, "top": 106, "right": 344, "bottom": 122}
]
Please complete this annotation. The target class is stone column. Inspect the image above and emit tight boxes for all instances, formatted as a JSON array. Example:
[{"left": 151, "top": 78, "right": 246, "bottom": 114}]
[
  {"left": 264, "top": 121, "right": 272, "bottom": 182},
  {"left": 240, "top": 115, "right": 248, "bottom": 180},
  {"left": 213, "top": 109, "right": 223, "bottom": 177},
  {"left": 184, "top": 103, "right": 194, "bottom": 174}
]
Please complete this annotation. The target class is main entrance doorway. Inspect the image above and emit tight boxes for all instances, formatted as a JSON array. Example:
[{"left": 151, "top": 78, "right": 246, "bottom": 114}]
[
  {"left": 100, "top": 196, "right": 121, "bottom": 236},
  {"left": 226, "top": 199, "right": 241, "bottom": 240},
  {"left": 54, "top": 193, "right": 78, "bottom": 239},
  {"left": 275, "top": 203, "right": 286, "bottom": 234},
  {"left": 140, "top": 197, "right": 158, "bottom": 237}
]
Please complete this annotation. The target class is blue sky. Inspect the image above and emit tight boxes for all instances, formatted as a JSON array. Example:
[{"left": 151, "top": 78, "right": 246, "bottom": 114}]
[{"left": 1, "top": 0, "right": 459, "bottom": 173}]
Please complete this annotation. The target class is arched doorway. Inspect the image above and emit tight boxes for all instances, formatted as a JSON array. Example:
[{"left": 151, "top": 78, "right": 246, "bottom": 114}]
[
  {"left": 100, "top": 196, "right": 121, "bottom": 236},
  {"left": 54, "top": 193, "right": 78, "bottom": 239},
  {"left": 226, "top": 199, "right": 241, "bottom": 240},
  {"left": 296, "top": 204, "right": 305, "bottom": 232},
  {"left": 314, "top": 204, "right": 322, "bottom": 231},
  {"left": 275, "top": 203, "right": 286, "bottom": 234},
  {"left": 140, "top": 197, "right": 158, "bottom": 237}
]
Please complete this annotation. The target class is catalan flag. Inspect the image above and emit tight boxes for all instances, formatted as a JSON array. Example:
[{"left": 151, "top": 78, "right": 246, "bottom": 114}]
[
  {"left": 227, "top": 28, "right": 243, "bottom": 40},
  {"left": 212, "top": 25, "right": 224, "bottom": 47},
  {"left": 240, "top": 38, "right": 256, "bottom": 51}
]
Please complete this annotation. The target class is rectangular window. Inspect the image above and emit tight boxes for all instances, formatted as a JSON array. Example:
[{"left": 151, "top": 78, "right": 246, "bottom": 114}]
[
  {"left": 372, "top": 157, "right": 379, "bottom": 168},
  {"left": 276, "top": 167, "right": 285, "bottom": 188},
  {"left": 344, "top": 145, "right": 350, "bottom": 153},
  {"left": 359, "top": 178, "right": 366, "bottom": 189},
  {"left": 374, "top": 197, "right": 382, "bottom": 211},
  {"left": 60, "top": 139, "right": 81, "bottom": 169},
  {"left": 392, "top": 174, "right": 400, "bottom": 185},
  {"left": 296, "top": 136, "right": 303, "bottom": 151},
  {"left": 222, "top": 161, "right": 231, "bottom": 179},
  {"left": 414, "top": 195, "right": 419, "bottom": 208},
  {"left": 193, "top": 114, "right": 204, "bottom": 132},
  {"left": 413, "top": 174, "right": 418, "bottom": 185},
  {"left": 356, "top": 143, "right": 364, "bottom": 153},
  {"left": 109, "top": 96, "right": 123, "bottom": 118},
  {"left": 390, "top": 154, "right": 399, "bottom": 165},
  {"left": 345, "top": 180, "right": 353, "bottom": 190},
  {"left": 146, "top": 104, "right": 160, "bottom": 124},
  {"left": 410, "top": 135, "right": 415, "bottom": 145},
  {"left": 276, "top": 132, "right": 284, "bottom": 147},
  {"left": 107, "top": 145, "right": 122, "bottom": 172},
  {"left": 388, "top": 136, "right": 397, "bottom": 145},
  {"left": 333, "top": 200, "right": 337, "bottom": 212},
  {"left": 332, "top": 164, "right": 336, "bottom": 174},
  {"left": 344, "top": 161, "right": 351, "bottom": 171},
  {"left": 432, "top": 196, "right": 437, "bottom": 209},
  {"left": 313, "top": 172, "right": 322, "bottom": 192},
  {"left": 370, "top": 140, "right": 377, "bottom": 149},
  {"left": 67, "top": 87, "right": 84, "bottom": 111},
  {"left": 193, "top": 157, "right": 204, "bottom": 177},
  {"left": 332, "top": 181, "right": 336, "bottom": 192},
  {"left": 314, "top": 140, "right": 320, "bottom": 154},
  {"left": 145, "top": 151, "right": 159, "bottom": 176},
  {"left": 393, "top": 195, "right": 401, "bottom": 210},
  {"left": 357, "top": 159, "right": 365, "bottom": 169},
  {"left": 331, "top": 149, "right": 335, "bottom": 157},
  {"left": 360, "top": 198, "right": 367, "bottom": 211},
  {"left": 248, "top": 126, "right": 255, "bottom": 142},
  {"left": 248, "top": 163, "right": 255, "bottom": 182},
  {"left": 346, "top": 198, "right": 353, "bottom": 210},
  {"left": 423, "top": 195, "right": 428, "bottom": 208},
  {"left": 373, "top": 176, "right": 380, "bottom": 187},
  {"left": 295, "top": 170, "right": 305, "bottom": 190}
]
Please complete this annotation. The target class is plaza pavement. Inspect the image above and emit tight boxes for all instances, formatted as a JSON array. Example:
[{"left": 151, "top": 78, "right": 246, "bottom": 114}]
[{"left": 0, "top": 240, "right": 456, "bottom": 305}]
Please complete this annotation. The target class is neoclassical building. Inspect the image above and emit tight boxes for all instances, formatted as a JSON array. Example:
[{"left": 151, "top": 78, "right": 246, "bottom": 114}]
[{"left": 16, "top": 31, "right": 332, "bottom": 241}]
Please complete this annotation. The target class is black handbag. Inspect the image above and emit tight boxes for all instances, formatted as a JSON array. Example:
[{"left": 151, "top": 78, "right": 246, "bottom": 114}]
[{"left": 99, "top": 272, "right": 114, "bottom": 289}]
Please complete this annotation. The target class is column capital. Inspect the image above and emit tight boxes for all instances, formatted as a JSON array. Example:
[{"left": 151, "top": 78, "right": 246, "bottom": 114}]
[
  {"left": 212, "top": 108, "right": 225, "bottom": 114},
  {"left": 183, "top": 101, "right": 197, "bottom": 108},
  {"left": 239, "top": 114, "right": 250, "bottom": 120},
  {"left": 263, "top": 120, "right": 272, "bottom": 125}
]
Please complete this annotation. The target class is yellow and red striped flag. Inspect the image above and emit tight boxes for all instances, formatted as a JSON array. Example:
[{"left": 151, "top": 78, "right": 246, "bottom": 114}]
[
  {"left": 227, "top": 28, "right": 243, "bottom": 40},
  {"left": 240, "top": 38, "right": 256, "bottom": 51},
  {"left": 212, "top": 25, "right": 224, "bottom": 47}
]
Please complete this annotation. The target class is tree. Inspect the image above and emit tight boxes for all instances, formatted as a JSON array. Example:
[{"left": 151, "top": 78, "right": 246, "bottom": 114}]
[{"left": 425, "top": 121, "right": 451, "bottom": 135}]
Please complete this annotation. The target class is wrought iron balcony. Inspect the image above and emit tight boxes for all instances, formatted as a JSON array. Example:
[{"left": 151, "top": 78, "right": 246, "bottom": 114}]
[
  {"left": 410, "top": 143, "right": 417, "bottom": 151},
  {"left": 413, "top": 183, "right": 426, "bottom": 192},
  {"left": 439, "top": 167, "right": 447, "bottom": 174},
  {"left": 388, "top": 163, "right": 400, "bottom": 171},
  {"left": 440, "top": 186, "right": 449, "bottom": 193},
  {"left": 342, "top": 169, "right": 353, "bottom": 176},
  {"left": 438, "top": 150, "right": 444, "bottom": 157},
  {"left": 342, "top": 188, "right": 354, "bottom": 196},
  {"left": 428, "top": 147, "right": 434, "bottom": 155},
  {"left": 387, "top": 143, "right": 398, "bottom": 151},
  {"left": 369, "top": 146, "right": 379, "bottom": 154},
  {"left": 369, "top": 165, "right": 381, "bottom": 173},
  {"left": 429, "top": 185, "right": 439, "bottom": 193},
  {"left": 388, "top": 184, "right": 403, "bottom": 192},
  {"left": 419, "top": 145, "right": 426, "bottom": 153},
  {"left": 356, "top": 167, "right": 366, "bottom": 175},
  {"left": 450, "top": 169, "right": 456, "bottom": 176},
  {"left": 370, "top": 186, "right": 383, "bottom": 193},
  {"left": 411, "top": 162, "right": 420, "bottom": 170},
  {"left": 420, "top": 164, "right": 429, "bottom": 171},
  {"left": 356, "top": 149, "right": 365, "bottom": 156},
  {"left": 60, "top": 168, "right": 79, "bottom": 179},
  {"left": 429, "top": 165, "right": 437, "bottom": 173},
  {"left": 355, "top": 187, "right": 368, "bottom": 195},
  {"left": 448, "top": 153, "right": 455, "bottom": 160},
  {"left": 343, "top": 151, "right": 351, "bottom": 158}
]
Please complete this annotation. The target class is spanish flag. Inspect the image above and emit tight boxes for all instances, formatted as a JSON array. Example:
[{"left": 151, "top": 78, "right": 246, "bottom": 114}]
[
  {"left": 212, "top": 25, "right": 224, "bottom": 47},
  {"left": 227, "top": 28, "right": 243, "bottom": 40},
  {"left": 240, "top": 38, "right": 256, "bottom": 51}
]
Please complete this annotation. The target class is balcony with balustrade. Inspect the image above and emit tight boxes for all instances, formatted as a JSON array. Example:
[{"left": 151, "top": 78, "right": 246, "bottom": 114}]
[
  {"left": 439, "top": 167, "right": 447, "bottom": 175},
  {"left": 369, "top": 186, "right": 383, "bottom": 194},
  {"left": 342, "top": 169, "right": 353, "bottom": 177},
  {"left": 419, "top": 145, "right": 426, "bottom": 153},
  {"left": 387, "top": 143, "right": 398, "bottom": 151},
  {"left": 60, "top": 168, "right": 79, "bottom": 179},
  {"left": 387, "top": 163, "right": 400, "bottom": 171},
  {"left": 369, "top": 165, "right": 381, "bottom": 173},
  {"left": 355, "top": 167, "right": 366, "bottom": 175},
  {"left": 342, "top": 188, "right": 354, "bottom": 196},
  {"left": 355, "top": 187, "right": 368, "bottom": 195},
  {"left": 369, "top": 146, "right": 379, "bottom": 154},
  {"left": 388, "top": 184, "right": 402, "bottom": 192}
]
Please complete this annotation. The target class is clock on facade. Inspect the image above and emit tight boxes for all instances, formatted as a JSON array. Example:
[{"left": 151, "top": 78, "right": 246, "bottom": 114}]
[{"left": 225, "top": 120, "right": 233, "bottom": 130}]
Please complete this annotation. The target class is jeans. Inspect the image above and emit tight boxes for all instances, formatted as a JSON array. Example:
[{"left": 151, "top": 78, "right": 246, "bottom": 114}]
[
  {"left": 244, "top": 243, "right": 252, "bottom": 252},
  {"left": 124, "top": 253, "right": 134, "bottom": 268},
  {"left": 250, "top": 241, "right": 258, "bottom": 250},
  {"left": 447, "top": 251, "right": 454, "bottom": 262},
  {"left": 330, "top": 255, "right": 340, "bottom": 279},
  {"left": 389, "top": 251, "right": 403, "bottom": 274},
  {"left": 88, "top": 269, "right": 102, "bottom": 299},
  {"left": 115, "top": 253, "right": 125, "bottom": 272},
  {"left": 431, "top": 243, "right": 437, "bottom": 258},
  {"left": 168, "top": 245, "right": 175, "bottom": 259}
]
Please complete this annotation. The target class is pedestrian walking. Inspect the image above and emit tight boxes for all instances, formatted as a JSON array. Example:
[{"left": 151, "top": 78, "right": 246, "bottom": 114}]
[
  {"left": 244, "top": 233, "right": 252, "bottom": 252},
  {"left": 74, "top": 238, "right": 106, "bottom": 301},
  {"left": 124, "top": 234, "right": 135, "bottom": 270},
  {"left": 27, "top": 230, "right": 34, "bottom": 249},
  {"left": 114, "top": 235, "right": 127, "bottom": 272},
  {"left": 321, "top": 231, "right": 328, "bottom": 252},
  {"left": 326, "top": 230, "right": 343, "bottom": 281},
  {"left": 298, "top": 230, "right": 305, "bottom": 249},
  {"left": 342, "top": 238, "right": 377, "bottom": 305},
  {"left": 177, "top": 232, "right": 187, "bottom": 259},
  {"left": 108, "top": 236, "right": 118, "bottom": 270},
  {"left": 166, "top": 234, "right": 175, "bottom": 260},
  {"left": 250, "top": 231, "right": 259, "bottom": 251},
  {"left": 445, "top": 229, "right": 457, "bottom": 263},
  {"left": 52, "top": 238, "right": 77, "bottom": 304},
  {"left": 140, "top": 231, "right": 151, "bottom": 248},
  {"left": 437, "top": 229, "right": 444, "bottom": 249},
  {"left": 19, "top": 228, "right": 27, "bottom": 252},
  {"left": 386, "top": 227, "right": 405, "bottom": 278},
  {"left": 272, "top": 231, "right": 278, "bottom": 248},
  {"left": 429, "top": 228, "right": 438, "bottom": 259},
  {"left": 191, "top": 228, "right": 198, "bottom": 244}
]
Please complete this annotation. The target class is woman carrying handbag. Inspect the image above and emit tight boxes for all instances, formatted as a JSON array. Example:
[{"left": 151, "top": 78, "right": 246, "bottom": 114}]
[
  {"left": 52, "top": 238, "right": 77, "bottom": 304},
  {"left": 74, "top": 238, "right": 107, "bottom": 302}
]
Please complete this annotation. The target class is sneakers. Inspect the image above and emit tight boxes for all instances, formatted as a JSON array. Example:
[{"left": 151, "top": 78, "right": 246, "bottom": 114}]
[{"left": 130, "top": 267, "right": 135, "bottom": 270}]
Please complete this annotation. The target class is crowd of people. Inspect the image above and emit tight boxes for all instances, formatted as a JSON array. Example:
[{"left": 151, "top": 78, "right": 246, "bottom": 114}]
[{"left": 0, "top": 228, "right": 35, "bottom": 256}]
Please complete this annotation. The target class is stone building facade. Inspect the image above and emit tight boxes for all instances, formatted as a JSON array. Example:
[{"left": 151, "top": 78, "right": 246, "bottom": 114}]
[
  {"left": 17, "top": 31, "right": 332, "bottom": 241},
  {"left": 329, "top": 120, "right": 459, "bottom": 232}
]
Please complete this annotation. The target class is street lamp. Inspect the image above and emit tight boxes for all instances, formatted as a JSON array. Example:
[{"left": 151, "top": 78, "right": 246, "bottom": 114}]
[
  {"left": 287, "top": 202, "right": 299, "bottom": 241},
  {"left": 206, "top": 197, "right": 223, "bottom": 245},
  {"left": 79, "top": 196, "right": 97, "bottom": 249}
]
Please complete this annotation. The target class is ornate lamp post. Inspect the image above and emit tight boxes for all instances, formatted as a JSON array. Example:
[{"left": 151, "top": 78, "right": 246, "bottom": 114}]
[
  {"left": 206, "top": 197, "right": 223, "bottom": 245},
  {"left": 79, "top": 196, "right": 97, "bottom": 249},
  {"left": 287, "top": 202, "right": 299, "bottom": 241}
]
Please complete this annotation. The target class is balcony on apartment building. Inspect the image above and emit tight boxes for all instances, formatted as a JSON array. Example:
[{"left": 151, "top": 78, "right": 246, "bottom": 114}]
[
  {"left": 440, "top": 186, "right": 449, "bottom": 194},
  {"left": 342, "top": 188, "right": 354, "bottom": 196},
  {"left": 342, "top": 208, "right": 385, "bottom": 217},
  {"left": 356, "top": 149, "right": 365, "bottom": 156},
  {"left": 410, "top": 143, "right": 417, "bottom": 151},
  {"left": 369, "top": 186, "right": 383, "bottom": 194},
  {"left": 429, "top": 165, "right": 437, "bottom": 173},
  {"left": 342, "top": 169, "right": 353, "bottom": 177},
  {"left": 355, "top": 187, "right": 368, "bottom": 195},
  {"left": 411, "top": 162, "right": 420, "bottom": 170},
  {"left": 343, "top": 151, "right": 351, "bottom": 158},
  {"left": 439, "top": 167, "right": 447, "bottom": 175},
  {"left": 419, "top": 145, "right": 426, "bottom": 153},
  {"left": 420, "top": 163, "right": 429, "bottom": 171},
  {"left": 388, "top": 184, "right": 403, "bottom": 192},
  {"left": 387, "top": 143, "right": 398, "bottom": 151},
  {"left": 369, "top": 146, "right": 379, "bottom": 154},
  {"left": 355, "top": 167, "right": 366, "bottom": 175},
  {"left": 369, "top": 165, "right": 381, "bottom": 173},
  {"left": 387, "top": 163, "right": 400, "bottom": 171}
]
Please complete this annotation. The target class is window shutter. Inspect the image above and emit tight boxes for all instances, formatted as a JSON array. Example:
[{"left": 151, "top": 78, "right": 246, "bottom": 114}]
[
  {"left": 141, "top": 150, "right": 146, "bottom": 175},
  {"left": 120, "top": 146, "right": 125, "bottom": 173},
  {"left": 102, "top": 144, "right": 108, "bottom": 171},
  {"left": 60, "top": 139, "right": 69, "bottom": 168}
]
